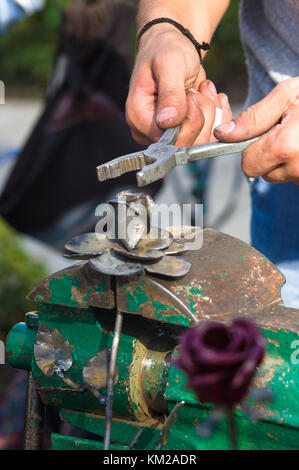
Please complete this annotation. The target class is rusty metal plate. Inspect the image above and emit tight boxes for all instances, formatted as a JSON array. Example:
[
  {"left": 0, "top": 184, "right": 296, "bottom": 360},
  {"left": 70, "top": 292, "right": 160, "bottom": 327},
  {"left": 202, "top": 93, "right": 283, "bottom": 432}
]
[
  {"left": 28, "top": 262, "right": 115, "bottom": 310},
  {"left": 116, "top": 229, "right": 295, "bottom": 329}
]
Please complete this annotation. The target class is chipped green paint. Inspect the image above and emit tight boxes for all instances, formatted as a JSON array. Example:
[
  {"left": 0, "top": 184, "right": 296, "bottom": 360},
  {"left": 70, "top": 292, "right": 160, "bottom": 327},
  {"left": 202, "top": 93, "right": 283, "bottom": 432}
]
[
  {"left": 189, "top": 287, "right": 206, "bottom": 295},
  {"left": 59, "top": 410, "right": 160, "bottom": 450},
  {"left": 52, "top": 433, "right": 128, "bottom": 450},
  {"left": 6, "top": 322, "right": 37, "bottom": 370},
  {"left": 221, "top": 273, "right": 228, "bottom": 278},
  {"left": 27, "top": 303, "right": 136, "bottom": 420},
  {"left": 48, "top": 275, "right": 81, "bottom": 308},
  {"left": 126, "top": 286, "right": 148, "bottom": 313},
  {"left": 88, "top": 280, "right": 105, "bottom": 297},
  {"left": 187, "top": 299, "right": 197, "bottom": 314},
  {"left": 238, "top": 255, "right": 250, "bottom": 262},
  {"left": 151, "top": 300, "right": 189, "bottom": 327},
  {"left": 126, "top": 285, "right": 189, "bottom": 325},
  {"left": 45, "top": 275, "right": 109, "bottom": 309}
]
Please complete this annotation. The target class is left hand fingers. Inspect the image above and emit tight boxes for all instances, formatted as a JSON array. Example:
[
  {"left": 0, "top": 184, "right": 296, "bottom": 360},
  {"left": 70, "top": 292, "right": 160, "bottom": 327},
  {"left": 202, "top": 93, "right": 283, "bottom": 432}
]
[
  {"left": 190, "top": 82, "right": 232, "bottom": 145},
  {"left": 241, "top": 100, "right": 299, "bottom": 183},
  {"left": 176, "top": 80, "right": 233, "bottom": 146},
  {"left": 197, "top": 82, "right": 232, "bottom": 143}
]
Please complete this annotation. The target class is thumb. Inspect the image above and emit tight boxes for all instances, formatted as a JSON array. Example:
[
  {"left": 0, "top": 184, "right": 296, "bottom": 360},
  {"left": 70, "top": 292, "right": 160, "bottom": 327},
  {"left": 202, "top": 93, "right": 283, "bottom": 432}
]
[
  {"left": 213, "top": 79, "right": 299, "bottom": 142},
  {"left": 154, "top": 57, "right": 188, "bottom": 129}
]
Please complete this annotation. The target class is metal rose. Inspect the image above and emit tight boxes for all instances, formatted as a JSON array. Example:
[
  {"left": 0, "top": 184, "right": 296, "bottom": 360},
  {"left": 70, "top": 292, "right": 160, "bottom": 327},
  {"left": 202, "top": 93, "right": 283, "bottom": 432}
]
[
  {"left": 63, "top": 191, "right": 202, "bottom": 279},
  {"left": 174, "top": 318, "right": 265, "bottom": 406}
]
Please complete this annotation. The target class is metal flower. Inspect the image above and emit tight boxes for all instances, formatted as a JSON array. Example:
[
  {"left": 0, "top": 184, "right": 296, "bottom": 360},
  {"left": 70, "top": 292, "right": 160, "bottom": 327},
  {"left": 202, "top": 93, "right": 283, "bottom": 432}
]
[
  {"left": 64, "top": 191, "right": 198, "bottom": 279},
  {"left": 174, "top": 318, "right": 265, "bottom": 406}
]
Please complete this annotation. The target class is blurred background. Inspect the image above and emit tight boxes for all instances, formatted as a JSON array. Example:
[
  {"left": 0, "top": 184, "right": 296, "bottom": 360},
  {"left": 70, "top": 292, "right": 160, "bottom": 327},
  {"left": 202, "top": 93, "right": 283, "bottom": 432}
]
[{"left": 0, "top": 0, "right": 250, "bottom": 448}]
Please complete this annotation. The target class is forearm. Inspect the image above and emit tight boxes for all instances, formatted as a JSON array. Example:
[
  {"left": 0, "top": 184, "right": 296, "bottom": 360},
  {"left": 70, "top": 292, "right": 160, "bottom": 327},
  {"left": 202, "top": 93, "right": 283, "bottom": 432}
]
[{"left": 137, "top": 0, "right": 230, "bottom": 45}]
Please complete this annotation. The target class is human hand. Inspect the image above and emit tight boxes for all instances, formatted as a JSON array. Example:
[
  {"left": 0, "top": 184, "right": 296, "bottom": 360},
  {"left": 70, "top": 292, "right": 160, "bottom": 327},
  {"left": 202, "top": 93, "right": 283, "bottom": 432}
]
[
  {"left": 214, "top": 78, "right": 299, "bottom": 184},
  {"left": 126, "top": 26, "right": 232, "bottom": 147}
]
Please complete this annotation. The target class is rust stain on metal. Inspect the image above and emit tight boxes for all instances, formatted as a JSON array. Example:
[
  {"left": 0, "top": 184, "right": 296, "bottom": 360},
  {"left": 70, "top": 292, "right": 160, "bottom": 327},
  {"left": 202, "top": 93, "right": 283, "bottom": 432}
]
[
  {"left": 28, "top": 262, "right": 114, "bottom": 310},
  {"left": 115, "top": 229, "right": 299, "bottom": 332},
  {"left": 268, "top": 338, "right": 280, "bottom": 347},
  {"left": 267, "top": 432, "right": 279, "bottom": 442},
  {"left": 50, "top": 397, "right": 63, "bottom": 405},
  {"left": 253, "top": 354, "right": 283, "bottom": 389},
  {"left": 129, "top": 339, "right": 153, "bottom": 420}
]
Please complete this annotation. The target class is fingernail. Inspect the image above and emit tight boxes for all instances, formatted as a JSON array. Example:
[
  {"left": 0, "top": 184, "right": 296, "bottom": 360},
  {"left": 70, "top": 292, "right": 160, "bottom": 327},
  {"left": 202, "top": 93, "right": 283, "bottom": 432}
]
[
  {"left": 207, "top": 81, "right": 217, "bottom": 96},
  {"left": 220, "top": 94, "right": 230, "bottom": 110},
  {"left": 188, "top": 88, "right": 199, "bottom": 94},
  {"left": 214, "top": 120, "right": 236, "bottom": 134},
  {"left": 157, "top": 107, "right": 178, "bottom": 124}
]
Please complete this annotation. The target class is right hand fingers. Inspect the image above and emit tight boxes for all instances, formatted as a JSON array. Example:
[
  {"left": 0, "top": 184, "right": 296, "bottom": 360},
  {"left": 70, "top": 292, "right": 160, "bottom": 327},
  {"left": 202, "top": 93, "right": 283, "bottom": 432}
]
[
  {"left": 213, "top": 77, "right": 299, "bottom": 142},
  {"left": 126, "top": 29, "right": 202, "bottom": 145}
]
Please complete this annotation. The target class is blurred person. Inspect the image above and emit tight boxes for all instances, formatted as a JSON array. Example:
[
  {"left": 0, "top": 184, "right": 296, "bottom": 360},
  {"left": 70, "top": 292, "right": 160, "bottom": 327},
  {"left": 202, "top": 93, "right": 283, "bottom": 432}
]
[
  {"left": 0, "top": 0, "right": 162, "bottom": 249},
  {"left": 126, "top": 0, "right": 299, "bottom": 308}
]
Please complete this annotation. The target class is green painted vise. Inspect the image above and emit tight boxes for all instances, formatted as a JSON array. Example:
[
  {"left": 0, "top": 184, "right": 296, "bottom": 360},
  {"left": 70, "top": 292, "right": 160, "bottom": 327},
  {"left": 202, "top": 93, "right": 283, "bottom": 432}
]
[{"left": 6, "top": 229, "right": 299, "bottom": 450}]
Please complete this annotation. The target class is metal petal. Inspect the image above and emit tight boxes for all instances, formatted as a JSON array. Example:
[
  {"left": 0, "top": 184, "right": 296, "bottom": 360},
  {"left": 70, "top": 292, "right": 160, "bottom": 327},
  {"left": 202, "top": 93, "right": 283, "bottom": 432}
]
[
  {"left": 108, "top": 206, "right": 147, "bottom": 251},
  {"left": 89, "top": 251, "right": 145, "bottom": 276},
  {"left": 145, "top": 255, "right": 191, "bottom": 278},
  {"left": 52, "top": 328, "right": 73, "bottom": 373},
  {"left": 34, "top": 324, "right": 55, "bottom": 376},
  {"left": 112, "top": 244, "right": 164, "bottom": 262},
  {"left": 63, "top": 253, "right": 98, "bottom": 260},
  {"left": 34, "top": 324, "right": 73, "bottom": 376},
  {"left": 166, "top": 226, "right": 202, "bottom": 251},
  {"left": 137, "top": 228, "right": 173, "bottom": 251},
  {"left": 65, "top": 232, "right": 112, "bottom": 256},
  {"left": 83, "top": 349, "right": 119, "bottom": 390},
  {"left": 108, "top": 192, "right": 153, "bottom": 250},
  {"left": 165, "top": 240, "right": 188, "bottom": 255}
]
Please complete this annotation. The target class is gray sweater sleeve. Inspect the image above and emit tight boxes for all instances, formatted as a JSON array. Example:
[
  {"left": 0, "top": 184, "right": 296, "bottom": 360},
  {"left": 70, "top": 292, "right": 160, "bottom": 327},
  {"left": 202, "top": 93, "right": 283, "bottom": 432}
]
[{"left": 240, "top": 0, "right": 299, "bottom": 107}]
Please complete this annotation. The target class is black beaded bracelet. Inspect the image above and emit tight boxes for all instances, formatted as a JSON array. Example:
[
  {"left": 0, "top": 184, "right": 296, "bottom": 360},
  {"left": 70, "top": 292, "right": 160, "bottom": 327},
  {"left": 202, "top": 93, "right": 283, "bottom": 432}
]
[{"left": 137, "top": 17, "right": 210, "bottom": 64}]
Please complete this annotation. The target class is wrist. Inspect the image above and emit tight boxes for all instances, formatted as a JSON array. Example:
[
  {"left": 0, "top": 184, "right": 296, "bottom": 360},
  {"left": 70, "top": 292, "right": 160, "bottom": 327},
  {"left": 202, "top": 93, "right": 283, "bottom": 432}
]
[
  {"left": 137, "top": 18, "right": 210, "bottom": 65},
  {"left": 137, "top": 22, "right": 181, "bottom": 47},
  {"left": 136, "top": 26, "right": 200, "bottom": 68}
]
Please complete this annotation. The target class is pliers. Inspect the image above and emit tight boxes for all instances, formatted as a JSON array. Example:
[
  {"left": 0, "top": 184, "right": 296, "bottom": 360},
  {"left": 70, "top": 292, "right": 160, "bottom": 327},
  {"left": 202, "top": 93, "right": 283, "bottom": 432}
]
[{"left": 97, "top": 125, "right": 260, "bottom": 187}]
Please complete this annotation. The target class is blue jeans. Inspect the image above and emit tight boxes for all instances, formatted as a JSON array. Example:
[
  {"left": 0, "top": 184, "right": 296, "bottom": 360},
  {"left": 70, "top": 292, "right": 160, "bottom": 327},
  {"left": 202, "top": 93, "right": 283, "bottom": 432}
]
[{"left": 251, "top": 178, "right": 299, "bottom": 308}]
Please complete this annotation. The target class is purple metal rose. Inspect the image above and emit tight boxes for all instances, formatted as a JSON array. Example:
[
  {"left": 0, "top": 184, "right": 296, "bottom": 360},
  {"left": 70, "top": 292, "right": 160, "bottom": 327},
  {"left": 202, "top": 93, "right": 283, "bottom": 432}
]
[{"left": 174, "top": 318, "right": 265, "bottom": 406}]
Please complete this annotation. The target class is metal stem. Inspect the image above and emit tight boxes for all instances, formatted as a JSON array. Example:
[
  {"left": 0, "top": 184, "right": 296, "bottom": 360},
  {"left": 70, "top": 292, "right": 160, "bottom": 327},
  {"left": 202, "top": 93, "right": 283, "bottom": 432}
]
[
  {"left": 103, "top": 310, "right": 124, "bottom": 450},
  {"left": 24, "top": 372, "right": 45, "bottom": 450}
]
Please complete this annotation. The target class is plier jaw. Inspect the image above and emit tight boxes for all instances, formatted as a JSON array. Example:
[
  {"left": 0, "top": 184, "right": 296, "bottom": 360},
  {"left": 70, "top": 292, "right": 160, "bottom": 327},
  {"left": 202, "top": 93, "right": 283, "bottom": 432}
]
[
  {"left": 97, "top": 125, "right": 261, "bottom": 187},
  {"left": 97, "top": 126, "right": 181, "bottom": 187}
]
